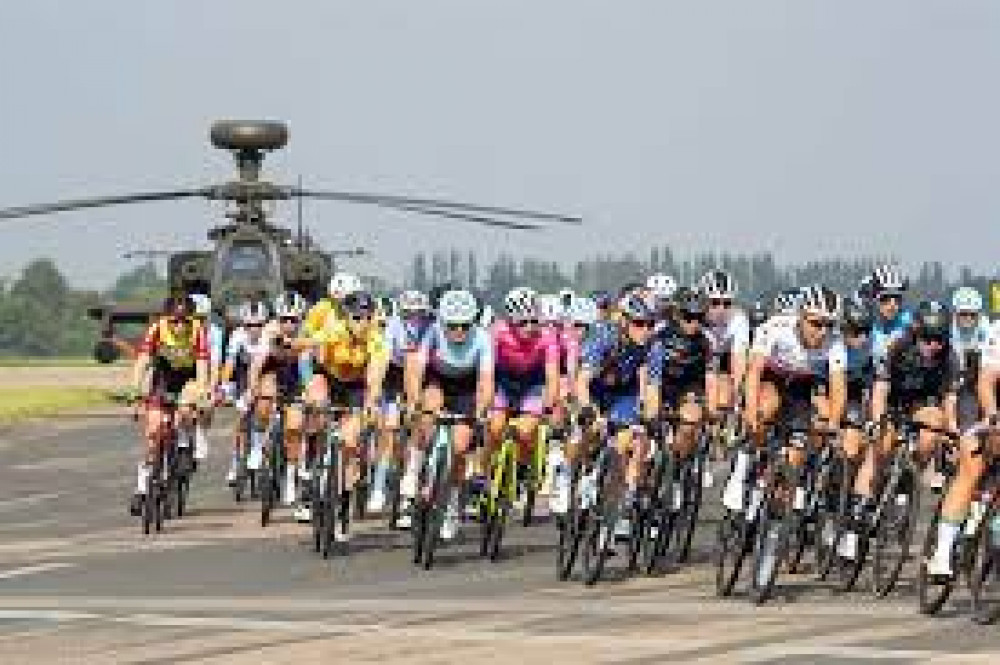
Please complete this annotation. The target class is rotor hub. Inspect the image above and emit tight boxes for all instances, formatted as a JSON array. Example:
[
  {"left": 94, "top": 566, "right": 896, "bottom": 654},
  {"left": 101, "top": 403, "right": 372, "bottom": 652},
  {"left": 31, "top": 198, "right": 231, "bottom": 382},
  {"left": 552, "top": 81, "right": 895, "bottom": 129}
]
[{"left": 210, "top": 120, "right": 288, "bottom": 152}]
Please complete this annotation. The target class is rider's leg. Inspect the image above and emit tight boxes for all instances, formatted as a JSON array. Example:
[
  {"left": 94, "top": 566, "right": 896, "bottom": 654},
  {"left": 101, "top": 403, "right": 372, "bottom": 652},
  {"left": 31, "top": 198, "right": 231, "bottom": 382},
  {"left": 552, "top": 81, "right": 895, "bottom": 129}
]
[
  {"left": 674, "top": 393, "right": 704, "bottom": 461},
  {"left": 929, "top": 432, "right": 989, "bottom": 574}
]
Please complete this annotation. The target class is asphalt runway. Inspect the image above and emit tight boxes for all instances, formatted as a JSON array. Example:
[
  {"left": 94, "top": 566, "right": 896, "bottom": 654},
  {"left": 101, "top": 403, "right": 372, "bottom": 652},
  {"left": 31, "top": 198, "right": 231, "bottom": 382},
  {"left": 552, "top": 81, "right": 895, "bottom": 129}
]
[{"left": 0, "top": 413, "right": 997, "bottom": 663}]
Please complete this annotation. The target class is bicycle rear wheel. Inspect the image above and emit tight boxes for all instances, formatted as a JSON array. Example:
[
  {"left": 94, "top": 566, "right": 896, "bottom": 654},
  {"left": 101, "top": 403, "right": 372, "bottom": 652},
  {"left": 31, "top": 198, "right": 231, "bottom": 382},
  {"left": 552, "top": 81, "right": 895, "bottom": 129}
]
[
  {"left": 320, "top": 444, "right": 341, "bottom": 559},
  {"left": 672, "top": 456, "right": 703, "bottom": 565},
  {"left": 422, "top": 446, "right": 450, "bottom": 570},
  {"left": 556, "top": 464, "right": 583, "bottom": 581},
  {"left": 581, "top": 449, "right": 618, "bottom": 586},
  {"left": 750, "top": 500, "right": 793, "bottom": 605}
]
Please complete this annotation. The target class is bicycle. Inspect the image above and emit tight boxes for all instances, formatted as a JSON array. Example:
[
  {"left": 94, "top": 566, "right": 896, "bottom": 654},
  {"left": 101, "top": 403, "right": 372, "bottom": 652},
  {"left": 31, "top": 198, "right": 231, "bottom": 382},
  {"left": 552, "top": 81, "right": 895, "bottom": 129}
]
[
  {"left": 969, "top": 462, "right": 1000, "bottom": 624},
  {"left": 411, "top": 410, "right": 478, "bottom": 570},
  {"left": 259, "top": 393, "right": 296, "bottom": 528},
  {"left": 134, "top": 392, "right": 181, "bottom": 535},
  {"left": 306, "top": 404, "right": 354, "bottom": 559},
  {"left": 578, "top": 420, "right": 633, "bottom": 586}
]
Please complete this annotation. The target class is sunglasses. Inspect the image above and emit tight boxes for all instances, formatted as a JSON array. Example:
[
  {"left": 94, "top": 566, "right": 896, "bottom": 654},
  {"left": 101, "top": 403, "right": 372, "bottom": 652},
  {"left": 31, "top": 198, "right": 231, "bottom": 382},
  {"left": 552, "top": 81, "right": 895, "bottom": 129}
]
[
  {"left": 681, "top": 313, "right": 705, "bottom": 324},
  {"left": 843, "top": 326, "right": 868, "bottom": 337},
  {"left": 629, "top": 319, "right": 654, "bottom": 330},
  {"left": 803, "top": 317, "right": 833, "bottom": 330},
  {"left": 513, "top": 318, "right": 539, "bottom": 327},
  {"left": 709, "top": 299, "right": 732, "bottom": 308},
  {"left": 446, "top": 323, "right": 472, "bottom": 333},
  {"left": 244, "top": 322, "right": 263, "bottom": 329},
  {"left": 878, "top": 294, "right": 902, "bottom": 303},
  {"left": 169, "top": 316, "right": 190, "bottom": 326},
  {"left": 918, "top": 335, "right": 945, "bottom": 345},
  {"left": 279, "top": 316, "right": 299, "bottom": 324},
  {"left": 349, "top": 313, "right": 372, "bottom": 322},
  {"left": 573, "top": 323, "right": 589, "bottom": 332}
]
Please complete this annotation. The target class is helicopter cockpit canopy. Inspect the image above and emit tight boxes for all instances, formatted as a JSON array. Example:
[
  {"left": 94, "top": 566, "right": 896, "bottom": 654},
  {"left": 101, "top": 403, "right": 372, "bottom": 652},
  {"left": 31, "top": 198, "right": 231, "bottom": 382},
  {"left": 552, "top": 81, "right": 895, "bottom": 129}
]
[{"left": 212, "top": 232, "right": 282, "bottom": 313}]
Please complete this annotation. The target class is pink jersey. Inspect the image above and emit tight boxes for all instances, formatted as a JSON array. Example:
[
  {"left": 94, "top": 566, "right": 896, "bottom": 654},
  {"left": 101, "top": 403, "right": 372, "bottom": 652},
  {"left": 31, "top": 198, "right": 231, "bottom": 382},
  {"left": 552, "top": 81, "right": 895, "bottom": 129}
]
[{"left": 492, "top": 320, "right": 560, "bottom": 376}]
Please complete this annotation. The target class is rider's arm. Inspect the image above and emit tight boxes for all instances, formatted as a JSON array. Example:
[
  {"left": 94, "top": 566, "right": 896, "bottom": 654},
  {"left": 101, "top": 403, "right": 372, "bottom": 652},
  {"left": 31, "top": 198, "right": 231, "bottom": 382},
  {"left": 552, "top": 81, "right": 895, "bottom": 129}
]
[
  {"left": 979, "top": 367, "right": 999, "bottom": 419},
  {"left": 826, "top": 341, "right": 848, "bottom": 428},
  {"left": 640, "top": 341, "right": 665, "bottom": 421},
  {"left": 543, "top": 331, "right": 561, "bottom": 412},
  {"left": 132, "top": 321, "right": 158, "bottom": 393},
  {"left": 744, "top": 352, "right": 765, "bottom": 429},
  {"left": 365, "top": 335, "right": 390, "bottom": 411},
  {"left": 730, "top": 312, "right": 751, "bottom": 394},
  {"left": 406, "top": 328, "right": 432, "bottom": 411},
  {"left": 575, "top": 329, "right": 605, "bottom": 408},
  {"left": 871, "top": 352, "right": 891, "bottom": 425},
  {"left": 475, "top": 329, "right": 495, "bottom": 417}
]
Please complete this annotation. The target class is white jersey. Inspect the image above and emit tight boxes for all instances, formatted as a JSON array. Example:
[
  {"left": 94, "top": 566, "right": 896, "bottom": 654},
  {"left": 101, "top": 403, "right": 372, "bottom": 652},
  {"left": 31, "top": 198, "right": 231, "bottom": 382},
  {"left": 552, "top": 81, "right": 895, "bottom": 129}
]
[
  {"left": 704, "top": 308, "right": 750, "bottom": 357},
  {"left": 980, "top": 320, "right": 1000, "bottom": 371},
  {"left": 751, "top": 314, "right": 846, "bottom": 380},
  {"left": 951, "top": 318, "right": 992, "bottom": 372},
  {"left": 225, "top": 322, "right": 280, "bottom": 364}
]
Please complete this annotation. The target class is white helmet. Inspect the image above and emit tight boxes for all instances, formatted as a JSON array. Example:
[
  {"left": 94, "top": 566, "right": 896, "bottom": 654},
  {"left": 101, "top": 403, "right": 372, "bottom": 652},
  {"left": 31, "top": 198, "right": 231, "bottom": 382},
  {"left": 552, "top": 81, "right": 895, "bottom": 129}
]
[
  {"left": 190, "top": 293, "right": 212, "bottom": 317},
  {"left": 438, "top": 290, "right": 479, "bottom": 325},
  {"left": 798, "top": 284, "right": 841, "bottom": 320},
  {"left": 273, "top": 291, "right": 306, "bottom": 318},
  {"left": 698, "top": 269, "right": 736, "bottom": 300},
  {"left": 872, "top": 264, "right": 907, "bottom": 295},
  {"left": 398, "top": 289, "right": 430, "bottom": 314},
  {"left": 538, "top": 294, "right": 563, "bottom": 323},
  {"left": 558, "top": 288, "right": 576, "bottom": 311},
  {"left": 568, "top": 296, "right": 598, "bottom": 326},
  {"left": 328, "top": 272, "right": 362, "bottom": 299},
  {"left": 951, "top": 286, "right": 983, "bottom": 314},
  {"left": 240, "top": 300, "right": 270, "bottom": 325},
  {"left": 772, "top": 289, "right": 801, "bottom": 316},
  {"left": 646, "top": 273, "right": 678, "bottom": 300},
  {"left": 504, "top": 287, "right": 539, "bottom": 319}
]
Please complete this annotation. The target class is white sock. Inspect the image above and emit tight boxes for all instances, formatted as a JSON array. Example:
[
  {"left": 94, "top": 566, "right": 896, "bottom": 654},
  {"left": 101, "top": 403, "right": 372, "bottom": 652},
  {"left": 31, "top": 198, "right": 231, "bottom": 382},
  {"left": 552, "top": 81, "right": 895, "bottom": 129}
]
[
  {"left": 934, "top": 520, "right": 961, "bottom": 562},
  {"left": 136, "top": 463, "right": 150, "bottom": 494},
  {"left": 177, "top": 430, "right": 192, "bottom": 450}
]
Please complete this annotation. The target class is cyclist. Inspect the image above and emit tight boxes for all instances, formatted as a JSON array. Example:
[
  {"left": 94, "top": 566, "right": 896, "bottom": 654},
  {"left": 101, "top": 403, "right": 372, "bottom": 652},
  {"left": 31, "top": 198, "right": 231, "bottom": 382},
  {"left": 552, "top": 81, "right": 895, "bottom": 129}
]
[
  {"left": 405, "top": 289, "right": 494, "bottom": 540},
  {"left": 951, "top": 286, "right": 990, "bottom": 430},
  {"left": 657, "top": 288, "right": 712, "bottom": 462},
  {"left": 927, "top": 318, "right": 1000, "bottom": 576},
  {"left": 869, "top": 264, "right": 912, "bottom": 361},
  {"left": 855, "top": 301, "right": 959, "bottom": 528},
  {"left": 246, "top": 291, "right": 311, "bottom": 512},
  {"left": 365, "top": 289, "right": 433, "bottom": 514},
  {"left": 573, "top": 292, "right": 664, "bottom": 528},
  {"left": 130, "top": 295, "right": 210, "bottom": 515},
  {"left": 488, "top": 287, "right": 561, "bottom": 509},
  {"left": 220, "top": 300, "right": 271, "bottom": 486},
  {"left": 697, "top": 270, "right": 750, "bottom": 427},
  {"left": 302, "top": 271, "right": 362, "bottom": 338},
  {"left": 726, "top": 284, "right": 845, "bottom": 512},
  {"left": 303, "top": 290, "right": 390, "bottom": 540}
]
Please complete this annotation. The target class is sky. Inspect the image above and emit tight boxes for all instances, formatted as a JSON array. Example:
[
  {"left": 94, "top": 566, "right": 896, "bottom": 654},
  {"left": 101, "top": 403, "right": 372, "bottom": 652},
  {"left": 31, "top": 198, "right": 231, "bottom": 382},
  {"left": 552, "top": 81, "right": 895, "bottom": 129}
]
[{"left": 1, "top": 1, "right": 998, "bottom": 289}]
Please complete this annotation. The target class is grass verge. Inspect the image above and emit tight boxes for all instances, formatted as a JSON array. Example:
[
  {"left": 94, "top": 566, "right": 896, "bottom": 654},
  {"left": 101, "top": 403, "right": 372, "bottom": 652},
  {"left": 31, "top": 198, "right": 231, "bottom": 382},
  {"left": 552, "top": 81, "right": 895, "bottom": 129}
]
[
  {"left": 0, "top": 386, "right": 117, "bottom": 422},
  {"left": 0, "top": 357, "right": 107, "bottom": 368}
]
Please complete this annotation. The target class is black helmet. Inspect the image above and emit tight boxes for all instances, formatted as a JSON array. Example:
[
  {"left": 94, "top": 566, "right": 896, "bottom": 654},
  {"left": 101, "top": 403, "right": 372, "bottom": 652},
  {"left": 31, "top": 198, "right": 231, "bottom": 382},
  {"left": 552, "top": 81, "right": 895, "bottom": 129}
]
[
  {"left": 675, "top": 288, "right": 706, "bottom": 318},
  {"left": 842, "top": 298, "right": 873, "bottom": 332},
  {"left": 749, "top": 300, "right": 769, "bottom": 328},
  {"left": 914, "top": 300, "right": 949, "bottom": 338},
  {"left": 343, "top": 291, "right": 375, "bottom": 317}
]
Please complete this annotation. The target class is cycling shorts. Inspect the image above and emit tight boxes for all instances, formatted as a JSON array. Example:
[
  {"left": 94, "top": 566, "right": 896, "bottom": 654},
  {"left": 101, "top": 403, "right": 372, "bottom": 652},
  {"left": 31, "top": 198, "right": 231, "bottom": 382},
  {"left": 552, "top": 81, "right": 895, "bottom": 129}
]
[
  {"left": 494, "top": 371, "right": 546, "bottom": 416},
  {"left": 424, "top": 367, "right": 477, "bottom": 417}
]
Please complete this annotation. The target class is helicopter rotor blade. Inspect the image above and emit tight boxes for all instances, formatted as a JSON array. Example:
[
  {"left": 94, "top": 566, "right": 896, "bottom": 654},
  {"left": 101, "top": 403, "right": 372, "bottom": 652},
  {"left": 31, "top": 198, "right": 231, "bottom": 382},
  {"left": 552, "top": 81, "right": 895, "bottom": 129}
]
[
  {"left": 0, "top": 189, "right": 211, "bottom": 222},
  {"left": 293, "top": 190, "right": 542, "bottom": 230},
  {"left": 294, "top": 188, "right": 581, "bottom": 224}
]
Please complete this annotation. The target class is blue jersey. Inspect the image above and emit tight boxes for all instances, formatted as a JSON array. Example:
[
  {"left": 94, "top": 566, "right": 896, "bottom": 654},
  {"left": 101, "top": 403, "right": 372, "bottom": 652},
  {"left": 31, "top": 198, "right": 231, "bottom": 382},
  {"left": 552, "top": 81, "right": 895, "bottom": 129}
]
[
  {"left": 384, "top": 315, "right": 431, "bottom": 366},
  {"left": 420, "top": 321, "right": 493, "bottom": 378},
  {"left": 581, "top": 321, "right": 665, "bottom": 391},
  {"left": 871, "top": 310, "right": 912, "bottom": 362}
]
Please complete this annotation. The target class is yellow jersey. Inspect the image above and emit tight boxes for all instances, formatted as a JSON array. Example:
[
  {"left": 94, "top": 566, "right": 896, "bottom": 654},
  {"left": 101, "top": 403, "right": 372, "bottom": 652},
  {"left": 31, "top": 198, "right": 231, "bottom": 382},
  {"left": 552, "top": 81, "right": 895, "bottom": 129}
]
[
  {"left": 312, "top": 319, "right": 388, "bottom": 382},
  {"left": 303, "top": 298, "right": 345, "bottom": 339}
]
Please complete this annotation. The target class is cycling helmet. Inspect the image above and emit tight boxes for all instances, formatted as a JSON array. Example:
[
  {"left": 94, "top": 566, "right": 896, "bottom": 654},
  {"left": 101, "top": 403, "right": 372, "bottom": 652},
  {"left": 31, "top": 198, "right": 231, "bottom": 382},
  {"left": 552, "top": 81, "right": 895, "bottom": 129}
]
[
  {"left": 772, "top": 289, "right": 801, "bottom": 316},
  {"left": 568, "top": 297, "right": 598, "bottom": 326},
  {"left": 558, "top": 288, "right": 576, "bottom": 311},
  {"left": 438, "top": 290, "right": 479, "bottom": 325},
  {"left": 698, "top": 269, "right": 736, "bottom": 300},
  {"left": 504, "top": 287, "right": 539, "bottom": 320},
  {"left": 951, "top": 286, "right": 983, "bottom": 314},
  {"left": 342, "top": 291, "right": 375, "bottom": 317},
  {"left": 273, "top": 291, "right": 306, "bottom": 319},
  {"left": 328, "top": 272, "right": 362, "bottom": 299},
  {"left": 240, "top": 300, "right": 270, "bottom": 325},
  {"left": 914, "top": 300, "right": 949, "bottom": 337},
  {"left": 538, "top": 294, "right": 564, "bottom": 323},
  {"left": 646, "top": 273, "right": 678, "bottom": 300},
  {"left": 871, "top": 264, "right": 907, "bottom": 295},
  {"left": 189, "top": 293, "right": 212, "bottom": 317},
  {"left": 749, "top": 300, "right": 769, "bottom": 328},
  {"left": 164, "top": 294, "right": 195, "bottom": 318},
  {"left": 618, "top": 292, "right": 654, "bottom": 320},
  {"left": 841, "top": 298, "right": 873, "bottom": 332},
  {"left": 675, "top": 289, "right": 707, "bottom": 317},
  {"left": 798, "top": 284, "right": 841, "bottom": 320},
  {"left": 398, "top": 289, "right": 430, "bottom": 314},
  {"left": 854, "top": 274, "right": 877, "bottom": 303}
]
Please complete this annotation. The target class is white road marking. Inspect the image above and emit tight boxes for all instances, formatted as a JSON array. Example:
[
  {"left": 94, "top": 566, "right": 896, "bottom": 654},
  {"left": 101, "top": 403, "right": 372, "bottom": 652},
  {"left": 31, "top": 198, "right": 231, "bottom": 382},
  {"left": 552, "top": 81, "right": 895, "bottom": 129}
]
[
  {"left": 0, "top": 562, "right": 74, "bottom": 581},
  {"left": 0, "top": 493, "right": 63, "bottom": 512}
]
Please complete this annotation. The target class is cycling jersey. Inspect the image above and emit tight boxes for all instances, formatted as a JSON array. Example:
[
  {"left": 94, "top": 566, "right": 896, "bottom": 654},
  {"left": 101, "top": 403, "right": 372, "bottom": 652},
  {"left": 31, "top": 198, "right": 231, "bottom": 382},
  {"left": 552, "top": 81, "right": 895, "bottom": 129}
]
[
  {"left": 581, "top": 321, "right": 665, "bottom": 423},
  {"left": 704, "top": 308, "right": 750, "bottom": 372},
  {"left": 492, "top": 320, "right": 560, "bottom": 414},
  {"left": 751, "top": 315, "right": 846, "bottom": 383},
  {"left": 658, "top": 327, "right": 711, "bottom": 400},
  {"left": 138, "top": 317, "right": 209, "bottom": 371},
  {"left": 951, "top": 318, "right": 991, "bottom": 375},
  {"left": 302, "top": 298, "right": 345, "bottom": 338},
  {"left": 844, "top": 342, "right": 874, "bottom": 397},
  {"left": 419, "top": 322, "right": 493, "bottom": 378},
  {"left": 981, "top": 321, "right": 1000, "bottom": 371},
  {"left": 871, "top": 310, "right": 912, "bottom": 361},
  {"left": 875, "top": 331, "right": 959, "bottom": 408},
  {"left": 311, "top": 320, "right": 389, "bottom": 383},
  {"left": 384, "top": 315, "right": 431, "bottom": 367}
]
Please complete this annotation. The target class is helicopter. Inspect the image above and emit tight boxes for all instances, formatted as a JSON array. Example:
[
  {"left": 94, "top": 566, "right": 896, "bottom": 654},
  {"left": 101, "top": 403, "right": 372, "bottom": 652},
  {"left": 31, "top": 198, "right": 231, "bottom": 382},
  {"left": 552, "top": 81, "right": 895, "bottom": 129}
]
[{"left": 0, "top": 120, "right": 581, "bottom": 362}]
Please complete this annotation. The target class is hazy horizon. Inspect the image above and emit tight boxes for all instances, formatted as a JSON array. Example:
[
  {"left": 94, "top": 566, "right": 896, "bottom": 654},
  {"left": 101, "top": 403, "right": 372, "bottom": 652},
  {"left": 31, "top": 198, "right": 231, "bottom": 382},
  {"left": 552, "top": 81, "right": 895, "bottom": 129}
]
[{"left": 2, "top": 1, "right": 998, "bottom": 289}]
